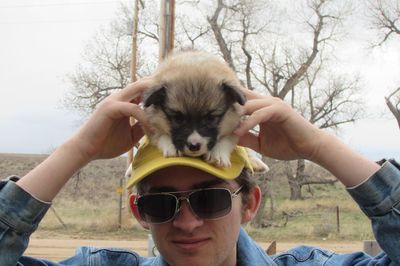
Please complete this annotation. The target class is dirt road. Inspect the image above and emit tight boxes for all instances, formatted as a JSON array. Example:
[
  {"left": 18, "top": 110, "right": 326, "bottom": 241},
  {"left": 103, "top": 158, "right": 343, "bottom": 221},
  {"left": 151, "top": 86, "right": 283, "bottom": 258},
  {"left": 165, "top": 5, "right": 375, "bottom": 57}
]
[{"left": 24, "top": 237, "right": 363, "bottom": 262}]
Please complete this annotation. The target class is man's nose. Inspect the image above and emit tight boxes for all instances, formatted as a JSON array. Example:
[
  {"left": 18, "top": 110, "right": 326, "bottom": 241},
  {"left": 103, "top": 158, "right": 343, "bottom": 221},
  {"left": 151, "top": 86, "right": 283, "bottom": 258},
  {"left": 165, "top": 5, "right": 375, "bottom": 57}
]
[{"left": 172, "top": 200, "right": 204, "bottom": 232}]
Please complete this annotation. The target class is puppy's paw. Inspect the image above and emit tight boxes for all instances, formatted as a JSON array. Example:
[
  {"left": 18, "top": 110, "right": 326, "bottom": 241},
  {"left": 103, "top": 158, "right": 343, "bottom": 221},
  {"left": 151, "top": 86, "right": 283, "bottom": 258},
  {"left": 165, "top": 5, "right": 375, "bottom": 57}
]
[
  {"left": 157, "top": 135, "right": 181, "bottom": 157},
  {"left": 205, "top": 150, "right": 232, "bottom": 168},
  {"left": 204, "top": 136, "right": 237, "bottom": 168},
  {"left": 163, "top": 145, "right": 182, "bottom": 157}
]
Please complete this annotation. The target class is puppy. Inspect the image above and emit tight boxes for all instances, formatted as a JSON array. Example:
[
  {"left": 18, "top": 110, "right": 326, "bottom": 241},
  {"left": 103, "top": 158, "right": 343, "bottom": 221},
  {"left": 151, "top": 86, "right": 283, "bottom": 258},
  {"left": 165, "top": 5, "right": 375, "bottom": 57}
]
[{"left": 143, "top": 50, "right": 246, "bottom": 167}]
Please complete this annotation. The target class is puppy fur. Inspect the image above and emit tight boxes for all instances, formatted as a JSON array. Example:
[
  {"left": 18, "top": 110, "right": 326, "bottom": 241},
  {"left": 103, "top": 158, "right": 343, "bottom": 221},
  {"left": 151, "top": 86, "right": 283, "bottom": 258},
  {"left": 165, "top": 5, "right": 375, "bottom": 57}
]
[{"left": 143, "top": 50, "right": 246, "bottom": 167}]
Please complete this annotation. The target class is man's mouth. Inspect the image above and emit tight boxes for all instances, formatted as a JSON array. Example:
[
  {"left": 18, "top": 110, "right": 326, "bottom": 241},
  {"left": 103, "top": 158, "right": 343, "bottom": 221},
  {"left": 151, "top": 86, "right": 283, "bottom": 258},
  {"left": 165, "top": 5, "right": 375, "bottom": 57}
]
[{"left": 172, "top": 237, "right": 211, "bottom": 251}]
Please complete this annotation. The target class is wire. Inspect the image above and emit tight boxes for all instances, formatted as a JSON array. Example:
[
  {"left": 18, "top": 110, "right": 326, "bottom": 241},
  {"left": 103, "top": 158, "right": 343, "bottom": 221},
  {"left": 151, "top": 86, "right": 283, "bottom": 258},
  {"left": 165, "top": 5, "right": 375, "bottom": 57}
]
[
  {"left": 0, "top": 1, "right": 129, "bottom": 9},
  {"left": 0, "top": 18, "right": 113, "bottom": 25}
]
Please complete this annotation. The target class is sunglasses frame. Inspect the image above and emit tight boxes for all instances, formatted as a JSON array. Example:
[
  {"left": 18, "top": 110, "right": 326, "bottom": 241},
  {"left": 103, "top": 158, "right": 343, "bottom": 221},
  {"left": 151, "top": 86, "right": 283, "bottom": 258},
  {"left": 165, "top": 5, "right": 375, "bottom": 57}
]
[{"left": 135, "top": 186, "right": 243, "bottom": 224}]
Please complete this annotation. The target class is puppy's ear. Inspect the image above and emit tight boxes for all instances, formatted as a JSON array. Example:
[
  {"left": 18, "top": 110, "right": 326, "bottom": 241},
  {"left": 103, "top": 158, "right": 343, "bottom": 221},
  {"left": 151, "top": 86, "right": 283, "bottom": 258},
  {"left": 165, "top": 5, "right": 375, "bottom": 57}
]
[
  {"left": 143, "top": 86, "right": 167, "bottom": 107},
  {"left": 222, "top": 83, "right": 246, "bottom": 105}
]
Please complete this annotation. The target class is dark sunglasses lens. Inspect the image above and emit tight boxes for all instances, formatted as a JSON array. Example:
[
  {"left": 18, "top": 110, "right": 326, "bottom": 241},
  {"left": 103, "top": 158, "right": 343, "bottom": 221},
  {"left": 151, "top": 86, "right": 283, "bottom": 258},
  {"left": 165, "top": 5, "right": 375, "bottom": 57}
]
[
  {"left": 190, "top": 189, "right": 232, "bottom": 219},
  {"left": 137, "top": 194, "right": 177, "bottom": 223}
]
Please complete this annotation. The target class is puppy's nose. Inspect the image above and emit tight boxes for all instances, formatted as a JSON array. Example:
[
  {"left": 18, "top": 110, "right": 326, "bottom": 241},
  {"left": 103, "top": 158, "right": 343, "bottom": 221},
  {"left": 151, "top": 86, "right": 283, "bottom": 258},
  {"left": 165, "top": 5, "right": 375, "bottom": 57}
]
[{"left": 187, "top": 143, "right": 201, "bottom": 151}]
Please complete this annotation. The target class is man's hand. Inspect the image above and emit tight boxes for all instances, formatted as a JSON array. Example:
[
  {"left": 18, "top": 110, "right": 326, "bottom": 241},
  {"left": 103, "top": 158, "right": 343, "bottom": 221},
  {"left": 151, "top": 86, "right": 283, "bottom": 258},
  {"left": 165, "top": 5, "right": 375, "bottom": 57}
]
[
  {"left": 235, "top": 89, "right": 380, "bottom": 188},
  {"left": 71, "top": 78, "right": 153, "bottom": 161},
  {"left": 17, "top": 78, "right": 154, "bottom": 202},
  {"left": 234, "top": 89, "right": 324, "bottom": 161}
]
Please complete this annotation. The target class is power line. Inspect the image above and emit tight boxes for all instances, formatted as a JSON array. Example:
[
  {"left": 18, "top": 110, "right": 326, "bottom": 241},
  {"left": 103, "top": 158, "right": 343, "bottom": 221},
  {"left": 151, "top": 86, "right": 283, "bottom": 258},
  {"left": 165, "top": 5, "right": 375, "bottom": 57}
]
[
  {"left": 0, "top": 18, "right": 113, "bottom": 25},
  {"left": 0, "top": 1, "right": 129, "bottom": 9}
]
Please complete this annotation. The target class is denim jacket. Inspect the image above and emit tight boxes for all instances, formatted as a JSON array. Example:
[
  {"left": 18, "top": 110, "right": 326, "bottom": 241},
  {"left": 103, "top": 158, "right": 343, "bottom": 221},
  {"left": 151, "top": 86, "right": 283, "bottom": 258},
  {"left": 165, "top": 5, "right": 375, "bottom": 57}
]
[{"left": 1, "top": 160, "right": 399, "bottom": 266}]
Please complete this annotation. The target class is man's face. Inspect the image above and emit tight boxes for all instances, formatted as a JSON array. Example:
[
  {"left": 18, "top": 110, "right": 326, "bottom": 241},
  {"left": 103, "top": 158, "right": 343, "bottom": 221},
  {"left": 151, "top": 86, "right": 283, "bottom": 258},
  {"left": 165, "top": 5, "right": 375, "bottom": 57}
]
[{"left": 140, "top": 166, "right": 245, "bottom": 266}]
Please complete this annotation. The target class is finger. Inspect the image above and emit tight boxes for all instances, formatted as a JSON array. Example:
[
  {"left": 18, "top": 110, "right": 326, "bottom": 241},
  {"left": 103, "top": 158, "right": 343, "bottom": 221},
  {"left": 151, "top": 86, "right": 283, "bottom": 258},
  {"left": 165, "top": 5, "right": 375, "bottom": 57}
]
[
  {"left": 237, "top": 131, "right": 260, "bottom": 153},
  {"left": 130, "top": 104, "right": 148, "bottom": 125},
  {"left": 113, "top": 78, "right": 155, "bottom": 102},
  {"left": 105, "top": 101, "right": 148, "bottom": 125},
  {"left": 243, "top": 98, "right": 278, "bottom": 115},
  {"left": 235, "top": 105, "right": 277, "bottom": 136},
  {"left": 240, "top": 88, "right": 267, "bottom": 100}
]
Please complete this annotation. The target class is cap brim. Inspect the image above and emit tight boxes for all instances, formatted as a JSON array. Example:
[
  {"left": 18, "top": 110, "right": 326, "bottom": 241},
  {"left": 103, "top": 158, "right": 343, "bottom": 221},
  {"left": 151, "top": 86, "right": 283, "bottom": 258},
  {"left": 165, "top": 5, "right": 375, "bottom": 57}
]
[{"left": 127, "top": 137, "right": 252, "bottom": 189}]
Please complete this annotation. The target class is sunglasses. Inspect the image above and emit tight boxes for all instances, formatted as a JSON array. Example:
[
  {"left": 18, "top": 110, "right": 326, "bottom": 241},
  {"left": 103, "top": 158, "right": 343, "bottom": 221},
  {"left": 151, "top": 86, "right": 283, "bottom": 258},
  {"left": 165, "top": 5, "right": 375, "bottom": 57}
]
[{"left": 135, "top": 186, "right": 243, "bottom": 224}]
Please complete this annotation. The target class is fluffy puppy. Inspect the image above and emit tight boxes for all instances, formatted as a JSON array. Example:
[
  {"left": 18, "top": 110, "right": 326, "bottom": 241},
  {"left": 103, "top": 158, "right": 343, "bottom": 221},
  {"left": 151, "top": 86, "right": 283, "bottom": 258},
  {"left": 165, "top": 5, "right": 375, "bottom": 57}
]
[{"left": 143, "top": 50, "right": 246, "bottom": 167}]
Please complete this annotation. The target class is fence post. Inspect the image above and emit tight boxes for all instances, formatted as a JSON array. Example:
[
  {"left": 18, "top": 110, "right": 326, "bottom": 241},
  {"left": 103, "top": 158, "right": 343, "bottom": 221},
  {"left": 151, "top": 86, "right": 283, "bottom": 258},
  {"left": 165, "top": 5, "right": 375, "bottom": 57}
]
[
  {"left": 117, "top": 178, "right": 124, "bottom": 228},
  {"left": 336, "top": 206, "right": 340, "bottom": 233},
  {"left": 266, "top": 241, "right": 277, "bottom": 255}
]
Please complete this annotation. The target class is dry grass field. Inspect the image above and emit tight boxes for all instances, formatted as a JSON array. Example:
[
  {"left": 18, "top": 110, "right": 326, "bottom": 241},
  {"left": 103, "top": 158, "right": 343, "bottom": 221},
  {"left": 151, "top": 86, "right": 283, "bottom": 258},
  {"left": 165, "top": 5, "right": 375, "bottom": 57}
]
[{"left": 0, "top": 153, "right": 374, "bottom": 243}]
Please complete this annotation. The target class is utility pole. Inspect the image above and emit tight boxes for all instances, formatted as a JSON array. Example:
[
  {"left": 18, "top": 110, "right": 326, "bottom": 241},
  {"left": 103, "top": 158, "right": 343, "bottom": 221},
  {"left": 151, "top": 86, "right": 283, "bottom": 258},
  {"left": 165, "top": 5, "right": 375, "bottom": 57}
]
[
  {"left": 127, "top": 0, "right": 140, "bottom": 166},
  {"left": 121, "top": 0, "right": 141, "bottom": 225},
  {"left": 159, "top": 0, "right": 175, "bottom": 61},
  {"left": 125, "top": 0, "right": 175, "bottom": 189}
]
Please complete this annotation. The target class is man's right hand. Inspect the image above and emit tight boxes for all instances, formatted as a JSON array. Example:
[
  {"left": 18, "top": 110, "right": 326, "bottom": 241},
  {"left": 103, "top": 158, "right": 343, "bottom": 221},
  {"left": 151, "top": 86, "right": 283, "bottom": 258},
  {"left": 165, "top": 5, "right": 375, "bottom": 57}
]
[
  {"left": 71, "top": 78, "right": 153, "bottom": 161},
  {"left": 17, "top": 78, "right": 154, "bottom": 202}
]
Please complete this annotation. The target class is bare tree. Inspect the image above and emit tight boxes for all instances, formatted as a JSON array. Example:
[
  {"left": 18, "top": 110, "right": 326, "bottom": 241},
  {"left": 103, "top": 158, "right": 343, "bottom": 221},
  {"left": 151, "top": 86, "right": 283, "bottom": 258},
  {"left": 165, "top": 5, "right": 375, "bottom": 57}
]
[
  {"left": 179, "top": 0, "right": 365, "bottom": 229},
  {"left": 367, "top": 0, "right": 400, "bottom": 129},
  {"left": 64, "top": 1, "right": 215, "bottom": 115},
  {"left": 203, "top": 0, "right": 361, "bottom": 204},
  {"left": 368, "top": 0, "right": 400, "bottom": 47},
  {"left": 385, "top": 87, "right": 400, "bottom": 129},
  {"left": 206, "top": 0, "right": 273, "bottom": 85},
  {"left": 176, "top": 17, "right": 210, "bottom": 49},
  {"left": 64, "top": 28, "right": 132, "bottom": 114},
  {"left": 285, "top": 56, "right": 362, "bottom": 199},
  {"left": 64, "top": 2, "right": 159, "bottom": 115}
]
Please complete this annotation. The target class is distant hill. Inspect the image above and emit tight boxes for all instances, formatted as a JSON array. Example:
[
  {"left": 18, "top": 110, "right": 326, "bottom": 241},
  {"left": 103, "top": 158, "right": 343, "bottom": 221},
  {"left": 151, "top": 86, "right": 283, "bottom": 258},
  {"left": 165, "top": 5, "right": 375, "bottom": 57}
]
[
  {"left": 0, "top": 153, "right": 335, "bottom": 201},
  {"left": 0, "top": 153, "right": 128, "bottom": 202}
]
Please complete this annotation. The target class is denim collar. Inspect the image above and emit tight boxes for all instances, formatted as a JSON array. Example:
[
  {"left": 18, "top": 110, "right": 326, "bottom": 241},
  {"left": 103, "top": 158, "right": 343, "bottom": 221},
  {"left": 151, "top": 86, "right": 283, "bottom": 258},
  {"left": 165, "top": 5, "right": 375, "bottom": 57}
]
[{"left": 237, "top": 227, "right": 277, "bottom": 265}]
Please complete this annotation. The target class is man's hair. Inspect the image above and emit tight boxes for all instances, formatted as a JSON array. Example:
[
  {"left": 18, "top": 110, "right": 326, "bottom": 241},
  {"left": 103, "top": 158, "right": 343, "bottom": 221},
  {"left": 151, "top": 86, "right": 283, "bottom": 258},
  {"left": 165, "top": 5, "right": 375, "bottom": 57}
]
[
  {"left": 234, "top": 169, "right": 257, "bottom": 205},
  {"left": 135, "top": 169, "right": 256, "bottom": 205}
]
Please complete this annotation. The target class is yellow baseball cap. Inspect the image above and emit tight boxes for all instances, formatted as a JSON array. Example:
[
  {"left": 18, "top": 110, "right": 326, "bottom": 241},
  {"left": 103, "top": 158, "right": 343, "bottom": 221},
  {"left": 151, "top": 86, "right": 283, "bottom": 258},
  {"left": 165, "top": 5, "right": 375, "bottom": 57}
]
[{"left": 127, "top": 137, "right": 254, "bottom": 189}]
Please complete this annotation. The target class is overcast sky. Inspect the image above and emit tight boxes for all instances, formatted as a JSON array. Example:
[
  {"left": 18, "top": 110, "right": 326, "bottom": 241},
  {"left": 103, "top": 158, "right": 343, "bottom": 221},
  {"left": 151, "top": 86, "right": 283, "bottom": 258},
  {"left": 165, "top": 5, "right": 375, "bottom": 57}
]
[{"left": 0, "top": 0, "right": 399, "bottom": 161}]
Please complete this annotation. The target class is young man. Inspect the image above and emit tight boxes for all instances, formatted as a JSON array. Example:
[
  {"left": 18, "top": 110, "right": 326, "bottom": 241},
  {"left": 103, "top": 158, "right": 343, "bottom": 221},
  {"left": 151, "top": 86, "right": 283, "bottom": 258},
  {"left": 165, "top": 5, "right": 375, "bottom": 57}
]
[{"left": 0, "top": 79, "right": 399, "bottom": 265}]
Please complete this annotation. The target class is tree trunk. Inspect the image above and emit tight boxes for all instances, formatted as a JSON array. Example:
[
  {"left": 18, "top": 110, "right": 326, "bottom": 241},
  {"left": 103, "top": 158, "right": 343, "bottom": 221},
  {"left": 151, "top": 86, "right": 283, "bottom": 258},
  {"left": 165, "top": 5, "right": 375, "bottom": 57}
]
[
  {"left": 289, "top": 181, "right": 302, "bottom": 200},
  {"left": 286, "top": 160, "right": 306, "bottom": 200},
  {"left": 207, "top": 0, "right": 237, "bottom": 72},
  {"left": 385, "top": 95, "right": 400, "bottom": 130},
  {"left": 251, "top": 157, "right": 275, "bottom": 228},
  {"left": 251, "top": 175, "right": 267, "bottom": 228}
]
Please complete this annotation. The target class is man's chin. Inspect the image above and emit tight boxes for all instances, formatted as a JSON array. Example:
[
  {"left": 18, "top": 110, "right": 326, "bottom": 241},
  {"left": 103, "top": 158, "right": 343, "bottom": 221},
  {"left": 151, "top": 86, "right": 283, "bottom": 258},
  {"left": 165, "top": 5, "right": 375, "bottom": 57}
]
[{"left": 164, "top": 244, "right": 217, "bottom": 266}]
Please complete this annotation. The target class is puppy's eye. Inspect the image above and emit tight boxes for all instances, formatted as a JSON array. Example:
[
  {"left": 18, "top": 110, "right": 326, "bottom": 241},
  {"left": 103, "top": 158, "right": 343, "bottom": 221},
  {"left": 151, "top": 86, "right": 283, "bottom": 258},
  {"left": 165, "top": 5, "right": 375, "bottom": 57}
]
[
  {"left": 204, "top": 113, "right": 220, "bottom": 123},
  {"left": 170, "top": 111, "right": 185, "bottom": 122}
]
